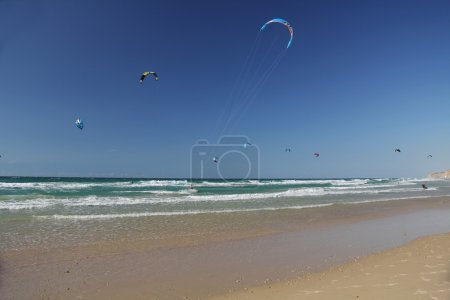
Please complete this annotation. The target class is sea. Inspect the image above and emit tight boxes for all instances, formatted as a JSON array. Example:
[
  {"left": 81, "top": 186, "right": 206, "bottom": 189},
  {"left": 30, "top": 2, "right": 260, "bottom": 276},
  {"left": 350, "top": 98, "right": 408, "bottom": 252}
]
[{"left": 1, "top": 177, "right": 449, "bottom": 251}]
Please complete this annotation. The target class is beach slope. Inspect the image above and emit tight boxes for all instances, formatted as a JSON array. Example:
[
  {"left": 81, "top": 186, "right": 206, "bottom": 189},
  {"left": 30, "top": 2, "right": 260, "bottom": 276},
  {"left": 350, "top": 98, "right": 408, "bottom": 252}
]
[{"left": 213, "top": 232, "right": 450, "bottom": 300}]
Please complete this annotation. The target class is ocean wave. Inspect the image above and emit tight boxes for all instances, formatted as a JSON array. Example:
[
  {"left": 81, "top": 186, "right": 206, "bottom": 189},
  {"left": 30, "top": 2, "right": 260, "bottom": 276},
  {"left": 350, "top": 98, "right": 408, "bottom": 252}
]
[
  {"left": 34, "top": 203, "right": 336, "bottom": 220},
  {"left": 184, "top": 186, "right": 430, "bottom": 202},
  {"left": 343, "top": 193, "right": 448, "bottom": 204},
  {"left": 116, "top": 189, "right": 193, "bottom": 195},
  {"left": 0, "top": 176, "right": 440, "bottom": 211},
  {"left": 196, "top": 179, "right": 372, "bottom": 187},
  {"left": 0, "top": 178, "right": 432, "bottom": 192},
  {"left": 0, "top": 180, "right": 189, "bottom": 190},
  {"left": 0, "top": 185, "right": 435, "bottom": 211},
  {"left": 0, "top": 199, "right": 56, "bottom": 210},
  {"left": 21, "top": 191, "right": 450, "bottom": 220}
]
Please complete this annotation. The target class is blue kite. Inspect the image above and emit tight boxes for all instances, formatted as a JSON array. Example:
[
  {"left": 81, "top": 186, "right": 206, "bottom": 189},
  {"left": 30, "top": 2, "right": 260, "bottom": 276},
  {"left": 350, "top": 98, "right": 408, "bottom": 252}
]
[{"left": 260, "top": 18, "right": 294, "bottom": 48}]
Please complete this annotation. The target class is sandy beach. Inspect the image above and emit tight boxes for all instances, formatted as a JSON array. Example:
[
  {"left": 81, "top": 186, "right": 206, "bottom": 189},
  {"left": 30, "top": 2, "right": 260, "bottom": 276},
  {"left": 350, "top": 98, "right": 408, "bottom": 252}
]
[
  {"left": 212, "top": 213, "right": 450, "bottom": 300},
  {"left": 213, "top": 233, "right": 450, "bottom": 300},
  {"left": 1, "top": 196, "right": 450, "bottom": 299},
  {"left": 3, "top": 0, "right": 450, "bottom": 298}
]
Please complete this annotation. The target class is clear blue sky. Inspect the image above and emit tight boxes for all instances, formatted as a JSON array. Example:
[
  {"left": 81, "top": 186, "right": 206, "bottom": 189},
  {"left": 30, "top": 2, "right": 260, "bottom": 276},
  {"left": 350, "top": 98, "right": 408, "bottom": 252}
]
[{"left": 1, "top": 0, "right": 449, "bottom": 178}]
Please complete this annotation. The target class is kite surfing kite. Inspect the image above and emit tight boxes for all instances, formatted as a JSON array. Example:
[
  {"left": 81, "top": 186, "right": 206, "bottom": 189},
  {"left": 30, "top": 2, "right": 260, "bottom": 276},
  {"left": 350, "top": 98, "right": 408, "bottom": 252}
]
[
  {"left": 314, "top": 153, "right": 320, "bottom": 157},
  {"left": 217, "top": 18, "right": 293, "bottom": 135},
  {"left": 75, "top": 118, "right": 84, "bottom": 130},
  {"left": 285, "top": 148, "right": 292, "bottom": 152},
  {"left": 427, "top": 155, "right": 433, "bottom": 158},
  {"left": 260, "top": 18, "right": 294, "bottom": 48},
  {"left": 394, "top": 148, "right": 401, "bottom": 153},
  {"left": 140, "top": 71, "right": 159, "bottom": 83}
]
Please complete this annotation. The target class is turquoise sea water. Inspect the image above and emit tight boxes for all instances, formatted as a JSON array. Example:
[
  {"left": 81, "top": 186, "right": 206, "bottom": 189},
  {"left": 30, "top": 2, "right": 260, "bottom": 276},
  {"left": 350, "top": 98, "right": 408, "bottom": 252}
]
[
  {"left": 1, "top": 177, "right": 449, "bottom": 251},
  {"left": 1, "top": 177, "right": 449, "bottom": 219}
]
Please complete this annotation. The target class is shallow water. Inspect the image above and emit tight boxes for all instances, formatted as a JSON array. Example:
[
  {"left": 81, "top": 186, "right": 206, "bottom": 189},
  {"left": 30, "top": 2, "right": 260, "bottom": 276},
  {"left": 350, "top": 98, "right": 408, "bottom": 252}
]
[{"left": 1, "top": 177, "right": 449, "bottom": 251}]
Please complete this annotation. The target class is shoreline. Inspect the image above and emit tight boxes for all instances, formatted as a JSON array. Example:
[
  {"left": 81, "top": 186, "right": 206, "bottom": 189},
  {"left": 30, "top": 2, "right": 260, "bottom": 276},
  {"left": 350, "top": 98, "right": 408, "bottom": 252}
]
[
  {"left": 212, "top": 232, "right": 450, "bottom": 299},
  {"left": 1, "top": 196, "right": 450, "bottom": 299},
  {"left": 3, "top": 195, "right": 450, "bottom": 254}
]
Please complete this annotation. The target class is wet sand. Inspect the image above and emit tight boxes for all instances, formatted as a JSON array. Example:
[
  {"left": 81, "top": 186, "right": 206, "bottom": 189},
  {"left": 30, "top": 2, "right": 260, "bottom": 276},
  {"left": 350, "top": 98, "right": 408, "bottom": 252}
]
[
  {"left": 213, "top": 232, "right": 450, "bottom": 300},
  {"left": 1, "top": 197, "right": 450, "bottom": 299}
]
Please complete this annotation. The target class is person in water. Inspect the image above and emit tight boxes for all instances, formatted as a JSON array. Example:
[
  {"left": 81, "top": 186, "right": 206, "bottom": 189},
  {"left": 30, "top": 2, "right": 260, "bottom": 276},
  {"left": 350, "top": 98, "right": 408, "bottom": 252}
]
[{"left": 422, "top": 184, "right": 428, "bottom": 189}]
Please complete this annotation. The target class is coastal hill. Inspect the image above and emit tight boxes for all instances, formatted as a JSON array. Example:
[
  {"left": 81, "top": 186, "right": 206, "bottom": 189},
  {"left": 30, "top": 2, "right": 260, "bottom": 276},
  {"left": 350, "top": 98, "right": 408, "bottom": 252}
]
[{"left": 428, "top": 170, "right": 450, "bottom": 179}]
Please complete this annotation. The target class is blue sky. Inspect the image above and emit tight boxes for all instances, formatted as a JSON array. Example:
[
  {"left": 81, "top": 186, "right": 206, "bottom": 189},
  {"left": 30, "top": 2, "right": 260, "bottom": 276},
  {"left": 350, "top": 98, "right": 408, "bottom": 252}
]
[{"left": 0, "top": 0, "right": 449, "bottom": 178}]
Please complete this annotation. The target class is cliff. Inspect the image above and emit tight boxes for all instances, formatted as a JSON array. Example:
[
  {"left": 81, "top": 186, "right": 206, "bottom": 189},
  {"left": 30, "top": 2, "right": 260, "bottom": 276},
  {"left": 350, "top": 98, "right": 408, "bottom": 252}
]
[{"left": 428, "top": 170, "right": 450, "bottom": 179}]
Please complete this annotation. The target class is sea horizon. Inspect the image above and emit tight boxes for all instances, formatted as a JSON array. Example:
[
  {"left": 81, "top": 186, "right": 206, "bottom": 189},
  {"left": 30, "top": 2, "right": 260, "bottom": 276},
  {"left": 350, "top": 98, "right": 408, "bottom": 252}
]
[{"left": 0, "top": 175, "right": 429, "bottom": 180}]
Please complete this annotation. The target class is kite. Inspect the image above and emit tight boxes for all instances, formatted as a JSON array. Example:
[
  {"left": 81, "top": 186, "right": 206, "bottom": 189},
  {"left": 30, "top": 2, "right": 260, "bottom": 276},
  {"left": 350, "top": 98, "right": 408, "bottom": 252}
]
[
  {"left": 314, "top": 153, "right": 320, "bottom": 157},
  {"left": 394, "top": 148, "right": 401, "bottom": 153},
  {"left": 260, "top": 18, "right": 294, "bottom": 48},
  {"left": 140, "top": 71, "right": 159, "bottom": 83},
  {"left": 75, "top": 118, "right": 84, "bottom": 130}
]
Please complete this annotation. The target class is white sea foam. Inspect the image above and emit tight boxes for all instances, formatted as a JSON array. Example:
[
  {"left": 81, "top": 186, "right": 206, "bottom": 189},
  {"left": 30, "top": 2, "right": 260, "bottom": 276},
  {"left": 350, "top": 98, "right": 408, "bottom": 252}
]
[
  {"left": 0, "top": 180, "right": 189, "bottom": 190},
  {"left": 29, "top": 190, "right": 450, "bottom": 221},
  {"left": 35, "top": 203, "right": 336, "bottom": 220},
  {"left": 0, "top": 178, "right": 431, "bottom": 192},
  {"left": 0, "top": 199, "right": 57, "bottom": 210},
  {"left": 184, "top": 186, "right": 428, "bottom": 202},
  {"left": 116, "top": 189, "right": 192, "bottom": 195},
  {"left": 0, "top": 177, "right": 442, "bottom": 211},
  {"left": 196, "top": 179, "right": 372, "bottom": 187},
  {"left": 343, "top": 193, "right": 448, "bottom": 204}
]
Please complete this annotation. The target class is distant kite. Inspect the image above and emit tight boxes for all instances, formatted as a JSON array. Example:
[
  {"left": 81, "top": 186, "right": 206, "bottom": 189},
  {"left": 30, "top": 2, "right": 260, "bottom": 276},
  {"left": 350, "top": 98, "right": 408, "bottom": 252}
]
[
  {"left": 314, "top": 153, "right": 320, "bottom": 157},
  {"left": 260, "top": 18, "right": 294, "bottom": 48},
  {"left": 140, "top": 71, "right": 159, "bottom": 83},
  {"left": 285, "top": 148, "right": 292, "bottom": 152},
  {"left": 75, "top": 118, "right": 84, "bottom": 130},
  {"left": 427, "top": 155, "right": 433, "bottom": 158},
  {"left": 394, "top": 148, "right": 401, "bottom": 153}
]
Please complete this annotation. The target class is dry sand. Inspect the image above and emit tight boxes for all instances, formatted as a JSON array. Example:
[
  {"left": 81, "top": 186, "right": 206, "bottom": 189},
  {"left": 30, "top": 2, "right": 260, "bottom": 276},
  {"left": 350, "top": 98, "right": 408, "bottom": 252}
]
[{"left": 213, "top": 232, "right": 450, "bottom": 300}]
